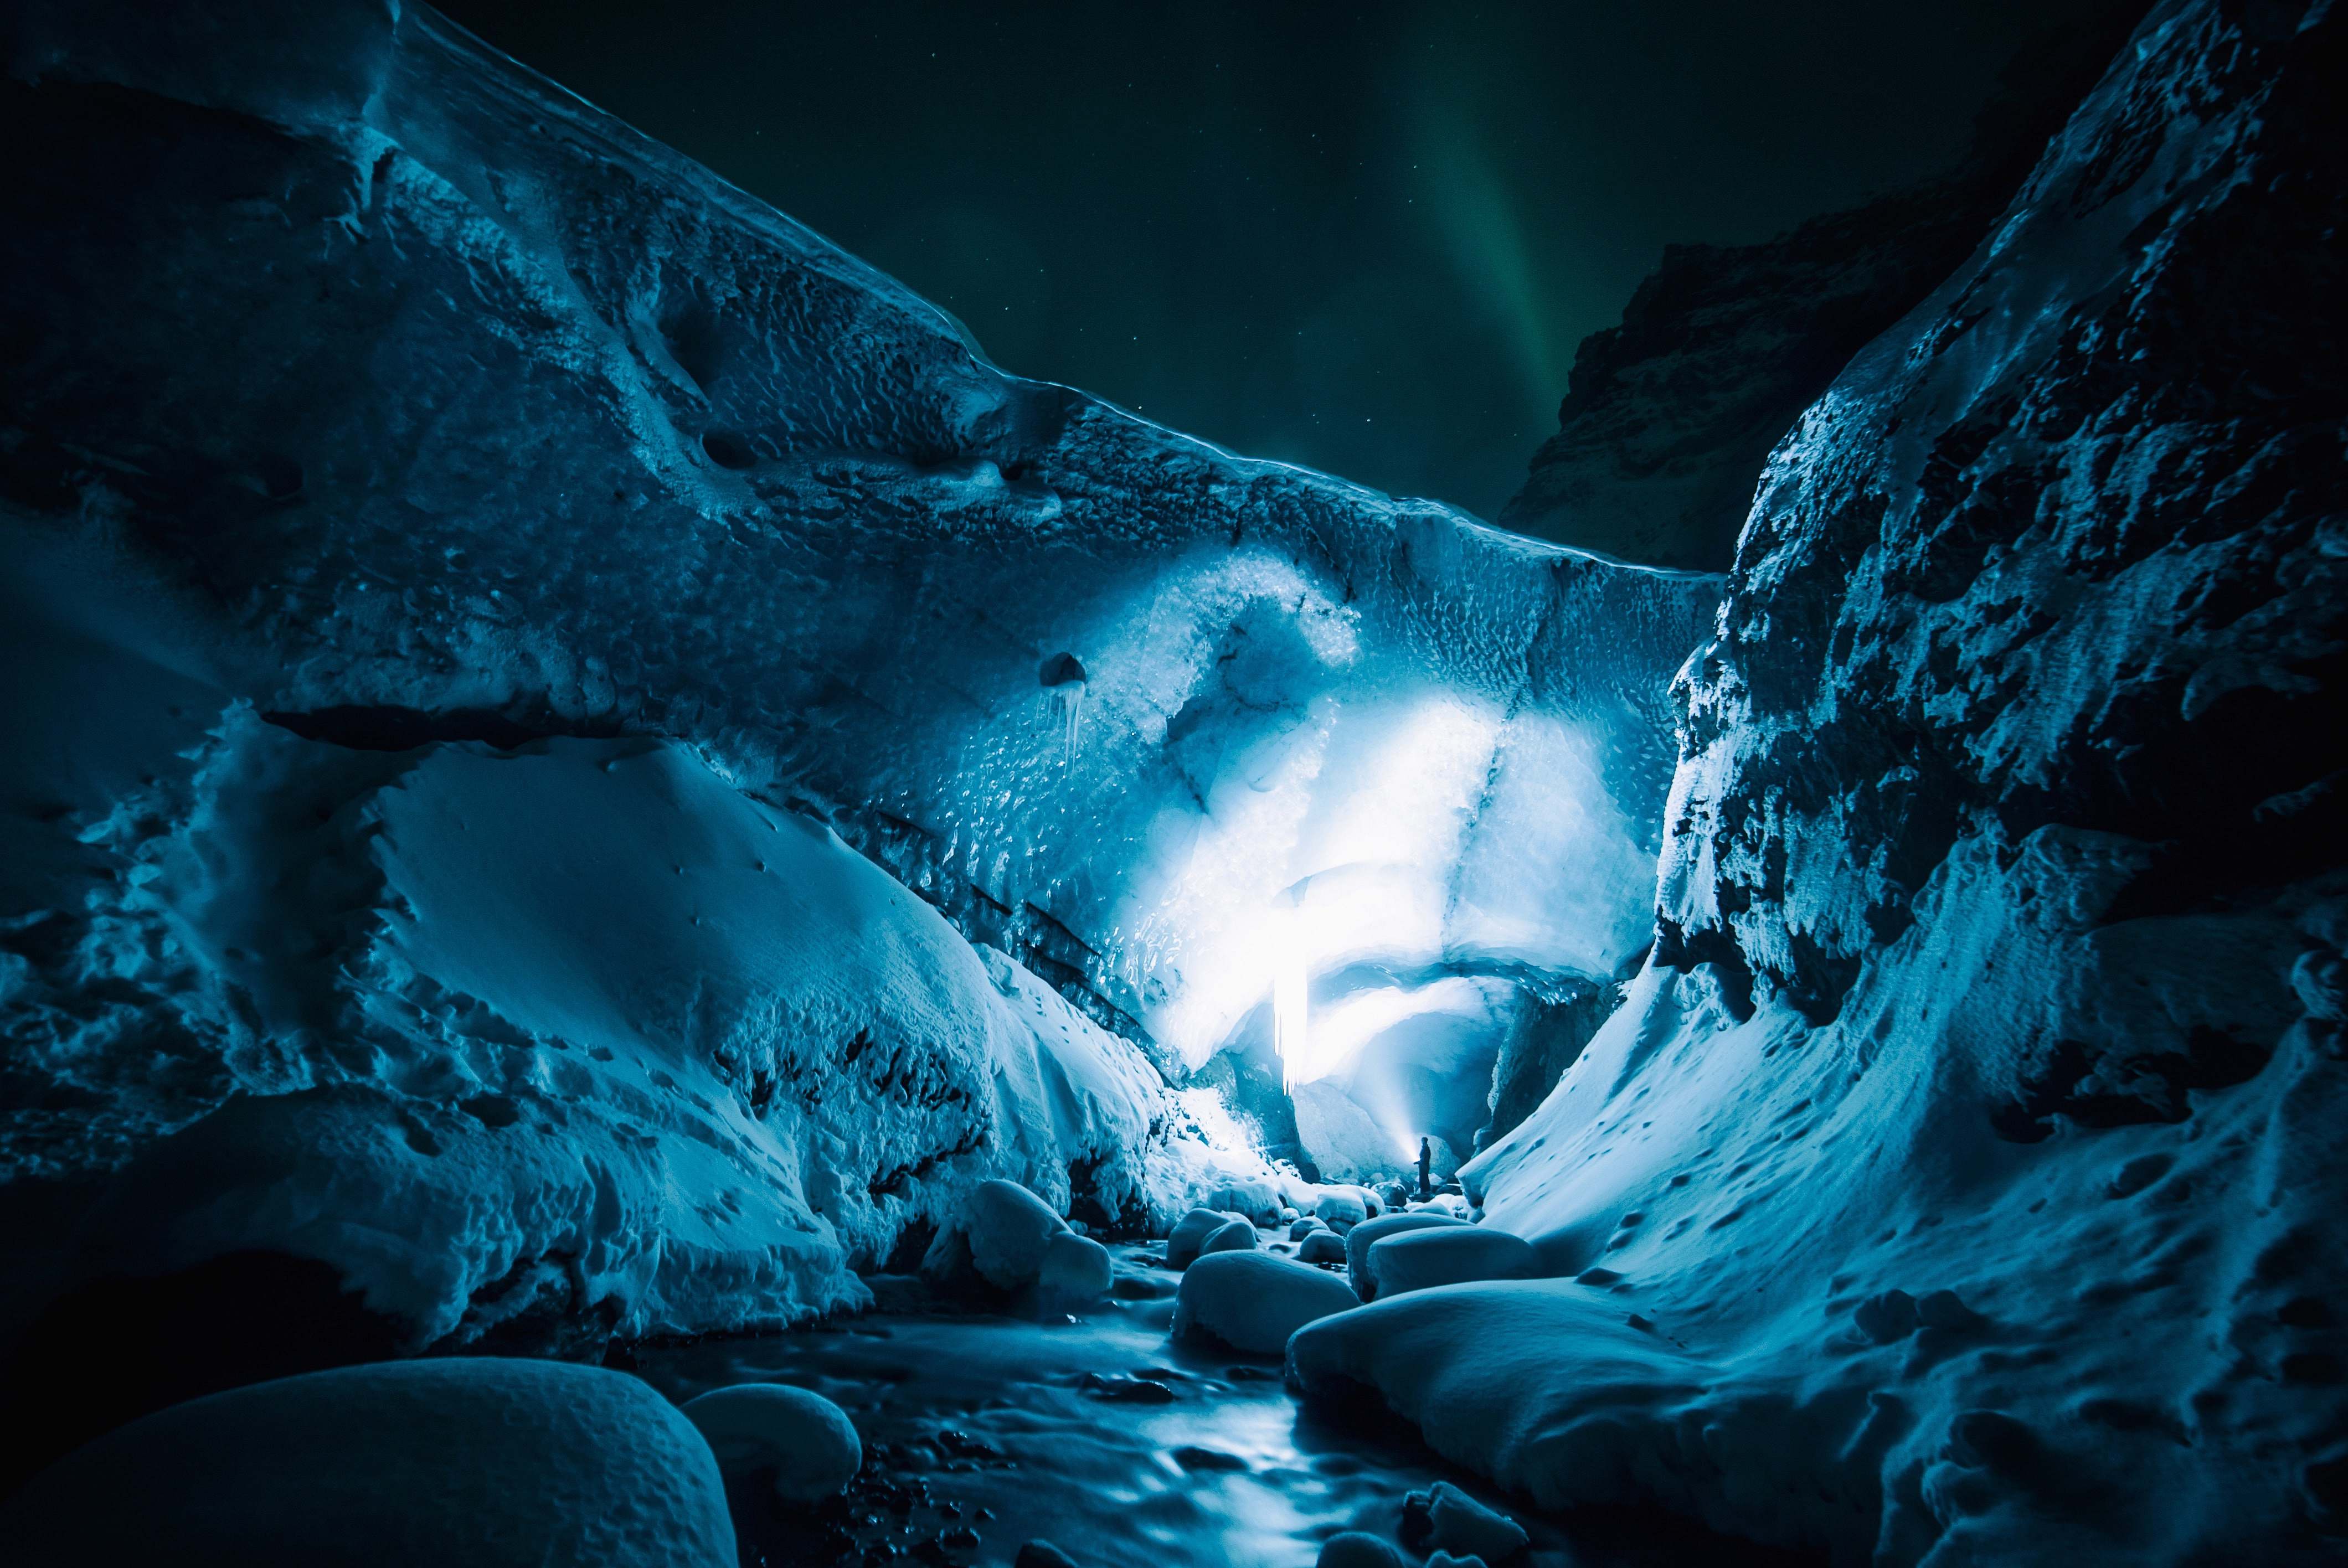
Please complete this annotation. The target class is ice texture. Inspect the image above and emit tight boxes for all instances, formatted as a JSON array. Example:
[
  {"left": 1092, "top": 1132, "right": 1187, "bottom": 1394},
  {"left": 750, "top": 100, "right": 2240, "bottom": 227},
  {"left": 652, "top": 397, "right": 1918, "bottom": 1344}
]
[
  {"left": 1314, "top": 3, "right": 2347, "bottom": 1561},
  {"left": 0, "top": 0, "right": 1707, "bottom": 1350},
  {"left": 0, "top": 0, "right": 1712, "bottom": 1349}
]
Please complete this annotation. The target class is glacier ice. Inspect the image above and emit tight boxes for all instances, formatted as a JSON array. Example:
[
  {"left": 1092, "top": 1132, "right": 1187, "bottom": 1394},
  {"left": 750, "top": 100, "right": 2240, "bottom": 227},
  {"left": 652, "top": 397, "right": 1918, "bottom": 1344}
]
[
  {"left": 2, "top": 0, "right": 2341, "bottom": 1562},
  {"left": 0, "top": 0, "right": 1711, "bottom": 1359}
]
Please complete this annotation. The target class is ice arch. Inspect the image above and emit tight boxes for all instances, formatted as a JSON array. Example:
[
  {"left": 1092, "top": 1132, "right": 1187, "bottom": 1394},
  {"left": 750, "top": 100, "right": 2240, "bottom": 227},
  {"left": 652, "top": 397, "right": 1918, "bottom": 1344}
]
[{"left": 0, "top": 0, "right": 1718, "bottom": 1313}]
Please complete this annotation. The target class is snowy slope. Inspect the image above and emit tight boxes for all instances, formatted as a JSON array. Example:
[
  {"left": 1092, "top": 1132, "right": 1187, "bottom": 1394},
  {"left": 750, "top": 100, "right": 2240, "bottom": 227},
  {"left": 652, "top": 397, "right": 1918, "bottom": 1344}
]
[{"left": 1300, "top": 3, "right": 2348, "bottom": 1562}]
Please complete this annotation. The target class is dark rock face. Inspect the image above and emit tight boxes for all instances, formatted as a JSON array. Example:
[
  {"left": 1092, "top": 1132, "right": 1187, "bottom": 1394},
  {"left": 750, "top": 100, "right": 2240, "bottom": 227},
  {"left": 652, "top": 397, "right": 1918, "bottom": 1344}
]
[
  {"left": 1663, "top": 0, "right": 2346, "bottom": 1066},
  {"left": 1500, "top": 5, "right": 2149, "bottom": 571}
]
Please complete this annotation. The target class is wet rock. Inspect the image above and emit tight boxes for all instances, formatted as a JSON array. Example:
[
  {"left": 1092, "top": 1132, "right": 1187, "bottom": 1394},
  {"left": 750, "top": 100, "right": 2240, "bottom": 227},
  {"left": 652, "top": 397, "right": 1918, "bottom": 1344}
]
[
  {"left": 681, "top": 1381, "right": 863, "bottom": 1503},
  {"left": 1290, "top": 1215, "right": 1328, "bottom": 1241},
  {"left": 1080, "top": 1372, "right": 1176, "bottom": 1404},
  {"left": 1404, "top": 1481, "right": 1529, "bottom": 1562},
  {"left": 1317, "top": 1531, "right": 1408, "bottom": 1567},
  {"left": 1016, "top": 1543, "right": 1079, "bottom": 1568},
  {"left": 1172, "top": 1445, "right": 1248, "bottom": 1472}
]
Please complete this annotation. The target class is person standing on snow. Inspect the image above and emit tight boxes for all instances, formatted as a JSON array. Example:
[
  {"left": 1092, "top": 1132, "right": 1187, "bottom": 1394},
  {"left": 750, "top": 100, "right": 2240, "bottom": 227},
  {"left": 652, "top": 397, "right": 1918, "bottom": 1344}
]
[{"left": 1417, "top": 1136, "right": 1433, "bottom": 1198}]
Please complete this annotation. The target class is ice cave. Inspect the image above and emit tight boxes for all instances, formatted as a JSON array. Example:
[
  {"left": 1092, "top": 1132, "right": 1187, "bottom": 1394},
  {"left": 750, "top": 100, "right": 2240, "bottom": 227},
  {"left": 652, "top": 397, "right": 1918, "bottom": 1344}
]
[{"left": 0, "top": 0, "right": 2342, "bottom": 1564}]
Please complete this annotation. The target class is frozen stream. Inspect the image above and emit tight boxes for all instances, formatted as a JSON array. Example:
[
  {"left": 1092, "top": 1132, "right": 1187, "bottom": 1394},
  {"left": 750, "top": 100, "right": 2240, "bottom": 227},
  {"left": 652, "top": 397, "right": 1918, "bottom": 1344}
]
[{"left": 626, "top": 1239, "right": 1814, "bottom": 1568}]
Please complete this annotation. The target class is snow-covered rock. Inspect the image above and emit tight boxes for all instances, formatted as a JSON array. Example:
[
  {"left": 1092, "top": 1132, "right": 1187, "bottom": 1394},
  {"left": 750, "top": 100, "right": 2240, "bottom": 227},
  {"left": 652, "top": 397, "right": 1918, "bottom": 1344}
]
[
  {"left": 960, "top": 1180, "right": 1069, "bottom": 1292},
  {"left": 1366, "top": 1227, "right": 1537, "bottom": 1297},
  {"left": 679, "top": 1382, "right": 862, "bottom": 1503},
  {"left": 1342, "top": 1213, "right": 1468, "bottom": 1301},
  {"left": 1332, "top": 4, "right": 2348, "bottom": 1562},
  {"left": 1164, "top": 1208, "right": 1244, "bottom": 1270},
  {"left": 1297, "top": 1229, "right": 1347, "bottom": 1266},
  {"left": 1288, "top": 1215, "right": 1326, "bottom": 1241},
  {"left": 1172, "top": 1251, "right": 1361, "bottom": 1355},
  {"left": 1198, "top": 1219, "right": 1258, "bottom": 1260},
  {"left": 1406, "top": 1482, "right": 1528, "bottom": 1564},
  {"left": 1038, "top": 1231, "right": 1113, "bottom": 1302},
  {"left": 0, "top": 1358, "right": 734, "bottom": 1566},
  {"left": 1310, "top": 1188, "right": 1370, "bottom": 1228},
  {"left": 28, "top": 728, "right": 1233, "bottom": 1350}
]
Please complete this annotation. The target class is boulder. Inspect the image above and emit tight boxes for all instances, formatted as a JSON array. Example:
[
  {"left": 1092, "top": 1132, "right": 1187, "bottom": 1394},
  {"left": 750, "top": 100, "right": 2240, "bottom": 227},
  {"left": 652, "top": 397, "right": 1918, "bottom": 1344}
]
[
  {"left": 0, "top": 1358, "right": 733, "bottom": 1566},
  {"left": 964, "top": 1179, "right": 1070, "bottom": 1291},
  {"left": 1368, "top": 1227, "right": 1537, "bottom": 1297},
  {"left": 1289, "top": 1215, "right": 1327, "bottom": 1241},
  {"left": 1165, "top": 1207, "right": 1243, "bottom": 1269},
  {"left": 1317, "top": 1531, "right": 1408, "bottom": 1567},
  {"left": 1298, "top": 1229, "right": 1347, "bottom": 1266},
  {"left": 1198, "top": 1219, "right": 1258, "bottom": 1259},
  {"left": 1173, "top": 1251, "right": 1361, "bottom": 1354},
  {"left": 681, "top": 1382, "right": 862, "bottom": 1503},
  {"left": 1037, "top": 1232, "right": 1113, "bottom": 1302},
  {"left": 1343, "top": 1212, "right": 1469, "bottom": 1300},
  {"left": 1312, "top": 1188, "right": 1369, "bottom": 1227}
]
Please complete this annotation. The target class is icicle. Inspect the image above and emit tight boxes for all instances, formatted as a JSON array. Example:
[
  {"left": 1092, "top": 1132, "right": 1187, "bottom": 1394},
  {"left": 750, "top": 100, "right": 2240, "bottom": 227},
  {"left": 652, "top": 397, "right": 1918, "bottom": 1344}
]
[{"left": 1037, "top": 651, "right": 1088, "bottom": 765}]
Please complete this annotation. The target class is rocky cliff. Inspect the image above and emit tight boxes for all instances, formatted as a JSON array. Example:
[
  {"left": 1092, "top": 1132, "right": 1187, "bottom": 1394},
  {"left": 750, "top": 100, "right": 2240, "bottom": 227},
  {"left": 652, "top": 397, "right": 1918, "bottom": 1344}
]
[{"left": 1500, "top": 4, "right": 2148, "bottom": 571}]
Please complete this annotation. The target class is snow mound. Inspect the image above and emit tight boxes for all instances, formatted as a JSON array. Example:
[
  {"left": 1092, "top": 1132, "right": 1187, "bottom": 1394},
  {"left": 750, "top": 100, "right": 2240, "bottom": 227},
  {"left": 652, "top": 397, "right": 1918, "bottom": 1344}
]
[
  {"left": 1367, "top": 1227, "right": 1537, "bottom": 1297},
  {"left": 679, "top": 1382, "right": 861, "bottom": 1503},
  {"left": 0, "top": 1358, "right": 734, "bottom": 1566},
  {"left": 1173, "top": 1250, "right": 1361, "bottom": 1355}
]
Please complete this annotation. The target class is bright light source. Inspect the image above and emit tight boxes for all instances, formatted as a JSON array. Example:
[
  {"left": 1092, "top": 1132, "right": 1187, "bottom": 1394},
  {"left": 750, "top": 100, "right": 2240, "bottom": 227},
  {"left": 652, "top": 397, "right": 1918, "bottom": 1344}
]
[{"left": 1271, "top": 905, "right": 1309, "bottom": 1093}]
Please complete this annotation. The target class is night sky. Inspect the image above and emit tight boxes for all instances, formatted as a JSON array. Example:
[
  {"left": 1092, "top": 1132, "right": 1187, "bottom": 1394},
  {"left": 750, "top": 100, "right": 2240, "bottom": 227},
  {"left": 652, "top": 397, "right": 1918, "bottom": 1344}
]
[{"left": 433, "top": 1, "right": 2127, "bottom": 522}]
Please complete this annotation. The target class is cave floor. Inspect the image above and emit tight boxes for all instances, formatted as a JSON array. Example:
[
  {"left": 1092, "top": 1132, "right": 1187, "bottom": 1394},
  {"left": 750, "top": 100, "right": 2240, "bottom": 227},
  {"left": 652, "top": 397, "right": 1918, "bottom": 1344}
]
[{"left": 625, "top": 1241, "right": 1815, "bottom": 1568}]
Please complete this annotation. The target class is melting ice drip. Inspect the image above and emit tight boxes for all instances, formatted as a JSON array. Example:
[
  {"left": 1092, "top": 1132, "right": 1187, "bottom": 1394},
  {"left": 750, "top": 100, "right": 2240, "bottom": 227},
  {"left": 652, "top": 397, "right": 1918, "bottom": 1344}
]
[{"left": 1038, "top": 651, "right": 1087, "bottom": 762}]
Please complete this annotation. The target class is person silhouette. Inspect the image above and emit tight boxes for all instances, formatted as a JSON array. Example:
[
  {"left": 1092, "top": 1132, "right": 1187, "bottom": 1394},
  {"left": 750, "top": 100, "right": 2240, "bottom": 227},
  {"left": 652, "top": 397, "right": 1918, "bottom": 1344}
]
[{"left": 1417, "top": 1136, "right": 1433, "bottom": 1198}]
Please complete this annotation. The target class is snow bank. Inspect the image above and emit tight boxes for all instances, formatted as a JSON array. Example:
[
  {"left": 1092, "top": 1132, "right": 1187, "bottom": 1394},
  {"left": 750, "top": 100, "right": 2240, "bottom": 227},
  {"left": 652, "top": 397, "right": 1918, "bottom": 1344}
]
[
  {"left": 0, "top": 1358, "right": 734, "bottom": 1566},
  {"left": 25, "top": 712, "right": 1248, "bottom": 1345}
]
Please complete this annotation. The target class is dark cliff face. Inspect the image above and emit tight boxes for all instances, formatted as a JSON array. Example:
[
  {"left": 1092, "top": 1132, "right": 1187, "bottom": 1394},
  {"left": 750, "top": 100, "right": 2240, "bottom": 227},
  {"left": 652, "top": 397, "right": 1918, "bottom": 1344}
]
[
  {"left": 1500, "top": 4, "right": 2149, "bottom": 571},
  {"left": 1661, "top": 0, "right": 2346, "bottom": 1056}
]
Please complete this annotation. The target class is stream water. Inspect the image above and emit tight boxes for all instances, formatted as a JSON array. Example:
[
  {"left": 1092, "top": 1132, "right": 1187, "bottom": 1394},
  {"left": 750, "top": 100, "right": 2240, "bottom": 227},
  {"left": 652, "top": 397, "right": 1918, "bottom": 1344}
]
[{"left": 627, "top": 1239, "right": 1816, "bottom": 1568}]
